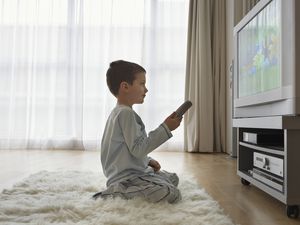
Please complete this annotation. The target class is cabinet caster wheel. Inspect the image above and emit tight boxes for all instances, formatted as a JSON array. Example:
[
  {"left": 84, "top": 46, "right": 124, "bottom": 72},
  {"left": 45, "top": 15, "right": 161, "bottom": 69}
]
[
  {"left": 286, "top": 205, "right": 299, "bottom": 218},
  {"left": 241, "top": 178, "right": 250, "bottom": 186}
]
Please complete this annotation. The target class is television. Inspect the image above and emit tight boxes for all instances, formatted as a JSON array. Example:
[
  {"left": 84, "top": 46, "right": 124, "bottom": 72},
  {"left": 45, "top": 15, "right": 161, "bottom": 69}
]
[{"left": 233, "top": 0, "right": 300, "bottom": 118}]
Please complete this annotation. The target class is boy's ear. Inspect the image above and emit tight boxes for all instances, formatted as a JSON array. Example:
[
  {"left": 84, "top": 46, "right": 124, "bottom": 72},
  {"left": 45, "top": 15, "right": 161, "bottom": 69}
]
[{"left": 120, "top": 81, "right": 129, "bottom": 91}]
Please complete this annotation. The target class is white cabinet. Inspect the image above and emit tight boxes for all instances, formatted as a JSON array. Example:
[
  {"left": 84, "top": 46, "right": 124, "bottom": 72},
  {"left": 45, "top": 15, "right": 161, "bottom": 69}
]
[{"left": 233, "top": 116, "right": 300, "bottom": 218}]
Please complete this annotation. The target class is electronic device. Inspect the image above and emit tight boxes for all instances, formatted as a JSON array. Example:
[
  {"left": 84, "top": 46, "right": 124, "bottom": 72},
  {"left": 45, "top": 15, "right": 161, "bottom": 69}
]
[
  {"left": 233, "top": 0, "right": 300, "bottom": 118},
  {"left": 252, "top": 152, "right": 284, "bottom": 191},
  {"left": 175, "top": 100, "right": 192, "bottom": 117},
  {"left": 243, "top": 132, "right": 283, "bottom": 146},
  {"left": 253, "top": 152, "right": 283, "bottom": 177},
  {"left": 252, "top": 168, "right": 284, "bottom": 192}
]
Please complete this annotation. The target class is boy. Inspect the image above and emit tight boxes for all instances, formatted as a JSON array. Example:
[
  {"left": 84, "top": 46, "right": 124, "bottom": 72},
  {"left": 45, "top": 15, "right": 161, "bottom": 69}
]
[{"left": 94, "top": 60, "right": 182, "bottom": 203}]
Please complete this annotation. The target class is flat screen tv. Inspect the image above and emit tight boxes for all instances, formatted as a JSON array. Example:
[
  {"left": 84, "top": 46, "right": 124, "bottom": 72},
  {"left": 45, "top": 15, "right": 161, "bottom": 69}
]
[{"left": 233, "top": 0, "right": 300, "bottom": 118}]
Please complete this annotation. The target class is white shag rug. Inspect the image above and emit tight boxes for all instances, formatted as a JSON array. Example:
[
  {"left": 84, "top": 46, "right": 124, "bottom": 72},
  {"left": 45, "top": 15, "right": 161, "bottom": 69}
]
[{"left": 0, "top": 171, "right": 235, "bottom": 225}]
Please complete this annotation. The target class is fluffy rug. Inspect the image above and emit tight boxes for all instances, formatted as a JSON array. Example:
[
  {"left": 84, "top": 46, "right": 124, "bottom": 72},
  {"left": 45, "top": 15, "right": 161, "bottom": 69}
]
[{"left": 0, "top": 171, "right": 235, "bottom": 225}]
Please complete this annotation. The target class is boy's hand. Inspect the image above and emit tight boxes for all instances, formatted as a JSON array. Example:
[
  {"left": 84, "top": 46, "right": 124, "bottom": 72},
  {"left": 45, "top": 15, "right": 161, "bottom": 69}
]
[
  {"left": 164, "top": 112, "right": 182, "bottom": 131},
  {"left": 148, "top": 159, "right": 161, "bottom": 172}
]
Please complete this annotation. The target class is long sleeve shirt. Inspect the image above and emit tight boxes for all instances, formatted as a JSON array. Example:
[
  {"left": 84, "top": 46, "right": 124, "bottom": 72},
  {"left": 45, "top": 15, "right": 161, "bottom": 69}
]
[{"left": 101, "top": 104, "right": 172, "bottom": 186}]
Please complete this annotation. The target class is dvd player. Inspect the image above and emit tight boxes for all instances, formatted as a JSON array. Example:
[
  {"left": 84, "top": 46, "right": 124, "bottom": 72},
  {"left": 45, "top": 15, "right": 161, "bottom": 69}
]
[
  {"left": 243, "top": 132, "right": 283, "bottom": 146},
  {"left": 252, "top": 168, "right": 284, "bottom": 192},
  {"left": 253, "top": 152, "right": 284, "bottom": 177}
]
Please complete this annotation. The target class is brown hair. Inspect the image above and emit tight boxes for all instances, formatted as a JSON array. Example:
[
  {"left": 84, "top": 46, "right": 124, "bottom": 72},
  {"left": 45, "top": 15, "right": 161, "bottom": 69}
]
[{"left": 106, "top": 60, "right": 146, "bottom": 96}]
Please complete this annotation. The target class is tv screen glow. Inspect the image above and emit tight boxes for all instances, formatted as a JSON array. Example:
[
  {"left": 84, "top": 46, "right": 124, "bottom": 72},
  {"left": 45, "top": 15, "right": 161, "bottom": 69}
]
[{"left": 238, "top": 0, "right": 281, "bottom": 98}]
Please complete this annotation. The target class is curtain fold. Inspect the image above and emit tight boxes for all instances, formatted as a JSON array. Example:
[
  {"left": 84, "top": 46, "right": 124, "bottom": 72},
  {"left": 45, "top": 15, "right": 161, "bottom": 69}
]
[
  {"left": 0, "top": 0, "right": 189, "bottom": 150},
  {"left": 184, "top": 0, "right": 227, "bottom": 153},
  {"left": 212, "top": 0, "right": 227, "bottom": 153}
]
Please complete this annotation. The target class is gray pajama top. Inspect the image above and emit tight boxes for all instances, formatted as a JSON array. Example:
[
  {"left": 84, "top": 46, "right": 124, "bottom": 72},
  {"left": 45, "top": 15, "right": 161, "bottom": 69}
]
[{"left": 101, "top": 104, "right": 172, "bottom": 186}]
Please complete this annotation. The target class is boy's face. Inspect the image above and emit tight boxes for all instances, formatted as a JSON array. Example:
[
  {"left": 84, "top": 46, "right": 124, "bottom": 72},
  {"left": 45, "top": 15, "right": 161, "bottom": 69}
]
[{"left": 127, "top": 72, "right": 148, "bottom": 105}]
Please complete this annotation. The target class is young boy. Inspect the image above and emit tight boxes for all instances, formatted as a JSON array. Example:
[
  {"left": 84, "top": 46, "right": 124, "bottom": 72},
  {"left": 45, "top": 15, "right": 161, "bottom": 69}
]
[{"left": 94, "top": 60, "right": 182, "bottom": 203}]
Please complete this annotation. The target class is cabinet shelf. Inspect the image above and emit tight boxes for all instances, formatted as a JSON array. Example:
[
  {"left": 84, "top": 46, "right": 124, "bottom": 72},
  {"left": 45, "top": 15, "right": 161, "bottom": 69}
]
[
  {"left": 238, "top": 170, "right": 285, "bottom": 202},
  {"left": 239, "top": 141, "right": 284, "bottom": 156}
]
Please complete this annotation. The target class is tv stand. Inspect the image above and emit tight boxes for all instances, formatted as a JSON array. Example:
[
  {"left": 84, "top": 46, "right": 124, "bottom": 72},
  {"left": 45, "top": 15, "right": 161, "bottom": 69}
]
[{"left": 233, "top": 116, "right": 300, "bottom": 218}]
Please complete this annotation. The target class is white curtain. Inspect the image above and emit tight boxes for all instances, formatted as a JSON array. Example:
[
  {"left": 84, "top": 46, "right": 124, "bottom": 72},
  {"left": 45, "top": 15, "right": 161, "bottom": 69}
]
[{"left": 0, "top": 0, "right": 189, "bottom": 150}]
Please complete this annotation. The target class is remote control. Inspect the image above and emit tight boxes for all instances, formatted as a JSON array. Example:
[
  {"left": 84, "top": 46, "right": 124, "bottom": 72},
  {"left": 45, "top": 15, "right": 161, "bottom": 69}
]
[{"left": 175, "top": 100, "right": 192, "bottom": 117}]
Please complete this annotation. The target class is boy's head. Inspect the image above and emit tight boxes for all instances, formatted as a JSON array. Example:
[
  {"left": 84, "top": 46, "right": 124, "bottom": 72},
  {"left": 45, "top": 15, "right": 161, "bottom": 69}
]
[{"left": 106, "top": 60, "right": 146, "bottom": 97}]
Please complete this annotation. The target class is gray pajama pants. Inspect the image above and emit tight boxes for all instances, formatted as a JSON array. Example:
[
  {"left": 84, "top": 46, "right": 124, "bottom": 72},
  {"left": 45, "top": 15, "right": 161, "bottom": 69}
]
[{"left": 95, "top": 170, "right": 181, "bottom": 204}]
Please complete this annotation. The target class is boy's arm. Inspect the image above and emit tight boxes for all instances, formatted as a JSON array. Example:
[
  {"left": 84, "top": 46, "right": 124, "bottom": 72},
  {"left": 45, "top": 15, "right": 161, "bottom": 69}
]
[{"left": 118, "top": 109, "right": 173, "bottom": 158}]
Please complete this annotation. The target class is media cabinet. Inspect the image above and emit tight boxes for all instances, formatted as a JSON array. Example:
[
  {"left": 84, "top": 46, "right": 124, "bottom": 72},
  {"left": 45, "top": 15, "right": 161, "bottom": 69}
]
[{"left": 233, "top": 116, "right": 300, "bottom": 218}]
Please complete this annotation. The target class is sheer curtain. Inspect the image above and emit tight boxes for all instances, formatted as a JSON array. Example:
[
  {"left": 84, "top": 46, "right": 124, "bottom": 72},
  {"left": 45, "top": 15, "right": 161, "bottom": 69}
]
[{"left": 0, "top": 0, "right": 189, "bottom": 150}]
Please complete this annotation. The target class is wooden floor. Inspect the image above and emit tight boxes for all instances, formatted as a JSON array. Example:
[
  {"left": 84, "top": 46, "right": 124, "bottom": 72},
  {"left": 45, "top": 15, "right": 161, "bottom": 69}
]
[{"left": 0, "top": 150, "right": 299, "bottom": 225}]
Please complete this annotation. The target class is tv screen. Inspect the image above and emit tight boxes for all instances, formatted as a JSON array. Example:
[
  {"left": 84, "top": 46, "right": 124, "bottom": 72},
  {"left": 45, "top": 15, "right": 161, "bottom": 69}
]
[{"left": 238, "top": 0, "right": 281, "bottom": 98}]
